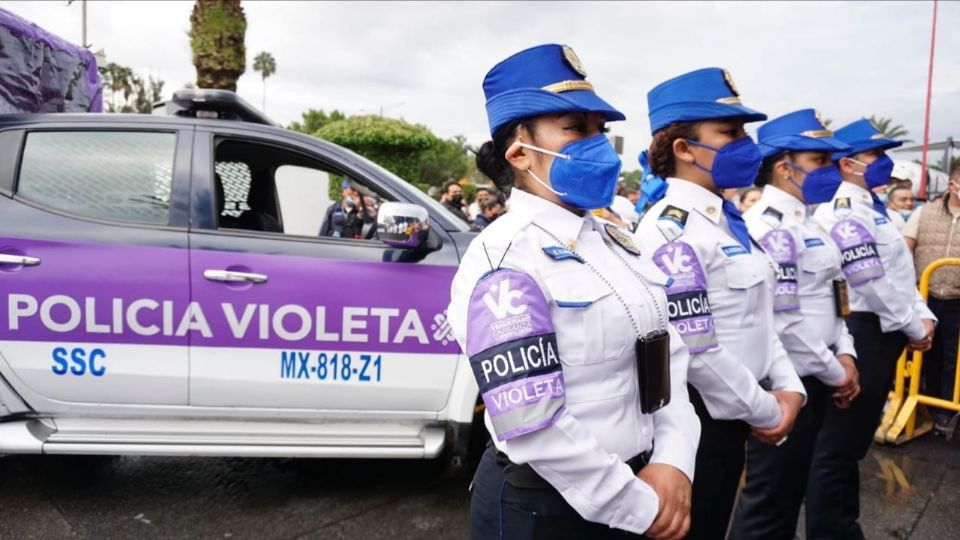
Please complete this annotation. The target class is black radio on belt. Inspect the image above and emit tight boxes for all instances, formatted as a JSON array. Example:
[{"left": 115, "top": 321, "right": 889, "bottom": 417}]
[{"left": 636, "top": 329, "right": 671, "bottom": 414}]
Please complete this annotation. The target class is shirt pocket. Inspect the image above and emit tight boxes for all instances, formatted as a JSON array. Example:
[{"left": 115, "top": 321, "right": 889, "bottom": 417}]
[
  {"left": 799, "top": 246, "right": 836, "bottom": 275},
  {"left": 873, "top": 221, "right": 906, "bottom": 259},
  {"left": 540, "top": 269, "right": 628, "bottom": 367},
  {"left": 721, "top": 253, "right": 767, "bottom": 323},
  {"left": 722, "top": 254, "right": 766, "bottom": 290}
]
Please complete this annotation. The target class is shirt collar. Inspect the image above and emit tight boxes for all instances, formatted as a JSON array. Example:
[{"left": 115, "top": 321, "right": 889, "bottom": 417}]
[
  {"left": 507, "top": 188, "right": 590, "bottom": 247},
  {"left": 666, "top": 177, "right": 723, "bottom": 224},
  {"left": 835, "top": 181, "right": 874, "bottom": 207},
  {"left": 762, "top": 185, "right": 807, "bottom": 222}
]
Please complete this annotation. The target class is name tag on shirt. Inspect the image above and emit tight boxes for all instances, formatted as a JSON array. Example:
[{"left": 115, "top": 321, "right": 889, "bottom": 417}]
[
  {"left": 542, "top": 246, "right": 584, "bottom": 264},
  {"left": 804, "top": 237, "right": 825, "bottom": 248},
  {"left": 721, "top": 245, "right": 749, "bottom": 257},
  {"left": 874, "top": 216, "right": 889, "bottom": 225}
]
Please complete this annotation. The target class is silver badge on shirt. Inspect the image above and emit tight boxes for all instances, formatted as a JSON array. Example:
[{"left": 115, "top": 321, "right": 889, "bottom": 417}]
[{"left": 605, "top": 223, "right": 642, "bottom": 256}]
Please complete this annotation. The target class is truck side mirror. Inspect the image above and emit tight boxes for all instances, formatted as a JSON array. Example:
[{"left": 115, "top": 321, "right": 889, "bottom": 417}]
[{"left": 376, "top": 202, "right": 430, "bottom": 249}]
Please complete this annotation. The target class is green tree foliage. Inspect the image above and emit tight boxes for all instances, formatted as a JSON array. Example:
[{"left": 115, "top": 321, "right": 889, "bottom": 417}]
[
  {"left": 317, "top": 115, "right": 438, "bottom": 185},
  {"left": 98, "top": 62, "right": 164, "bottom": 113},
  {"left": 419, "top": 135, "right": 470, "bottom": 189},
  {"left": 619, "top": 169, "right": 642, "bottom": 190},
  {"left": 189, "top": 0, "right": 247, "bottom": 91},
  {"left": 252, "top": 51, "right": 276, "bottom": 111},
  {"left": 293, "top": 110, "right": 471, "bottom": 195},
  {"left": 869, "top": 116, "right": 912, "bottom": 143},
  {"left": 288, "top": 109, "right": 346, "bottom": 135}
]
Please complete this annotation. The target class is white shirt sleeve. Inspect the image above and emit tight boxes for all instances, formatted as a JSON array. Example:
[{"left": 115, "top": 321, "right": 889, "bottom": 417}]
[
  {"left": 835, "top": 320, "right": 857, "bottom": 359},
  {"left": 765, "top": 333, "right": 808, "bottom": 403},
  {"left": 686, "top": 346, "right": 783, "bottom": 429},
  {"left": 635, "top": 229, "right": 782, "bottom": 429},
  {"left": 821, "top": 214, "right": 927, "bottom": 341},
  {"left": 774, "top": 303, "right": 847, "bottom": 386}
]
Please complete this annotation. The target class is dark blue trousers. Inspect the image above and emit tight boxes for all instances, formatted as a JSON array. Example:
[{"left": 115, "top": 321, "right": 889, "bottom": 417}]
[
  {"left": 729, "top": 376, "right": 830, "bottom": 540},
  {"left": 686, "top": 386, "right": 751, "bottom": 540},
  {"left": 805, "top": 312, "right": 907, "bottom": 540},
  {"left": 470, "top": 444, "right": 648, "bottom": 540}
]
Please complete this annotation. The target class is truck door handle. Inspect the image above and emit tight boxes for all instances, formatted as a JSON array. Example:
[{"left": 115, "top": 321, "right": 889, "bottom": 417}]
[
  {"left": 203, "top": 269, "right": 268, "bottom": 284},
  {"left": 0, "top": 254, "right": 41, "bottom": 266}
]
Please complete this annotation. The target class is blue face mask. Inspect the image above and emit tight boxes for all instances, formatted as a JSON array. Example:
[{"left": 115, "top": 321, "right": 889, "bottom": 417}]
[
  {"left": 519, "top": 133, "right": 623, "bottom": 210},
  {"left": 899, "top": 209, "right": 913, "bottom": 221},
  {"left": 785, "top": 162, "right": 843, "bottom": 204},
  {"left": 849, "top": 153, "right": 895, "bottom": 189},
  {"left": 685, "top": 136, "right": 763, "bottom": 190}
]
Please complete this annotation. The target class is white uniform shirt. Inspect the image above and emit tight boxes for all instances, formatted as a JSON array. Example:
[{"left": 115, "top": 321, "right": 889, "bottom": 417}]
[
  {"left": 447, "top": 188, "right": 700, "bottom": 535},
  {"left": 813, "top": 181, "right": 935, "bottom": 340},
  {"left": 634, "top": 178, "right": 805, "bottom": 429},
  {"left": 744, "top": 185, "right": 855, "bottom": 386}
]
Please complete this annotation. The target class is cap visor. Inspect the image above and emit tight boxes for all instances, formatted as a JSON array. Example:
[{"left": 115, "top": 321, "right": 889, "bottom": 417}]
[
  {"left": 487, "top": 88, "right": 625, "bottom": 133},
  {"left": 650, "top": 101, "right": 767, "bottom": 133},
  {"left": 760, "top": 134, "right": 851, "bottom": 158},
  {"left": 834, "top": 137, "right": 903, "bottom": 160}
]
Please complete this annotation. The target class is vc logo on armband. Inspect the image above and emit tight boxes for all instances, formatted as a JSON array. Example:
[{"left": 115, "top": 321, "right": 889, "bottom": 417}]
[
  {"left": 834, "top": 221, "right": 862, "bottom": 242},
  {"left": 660, "top": 244, "right": 695, "bottom": 274},
  {"left": 483, "top": 279, "right": 527, "bottom": 319}
]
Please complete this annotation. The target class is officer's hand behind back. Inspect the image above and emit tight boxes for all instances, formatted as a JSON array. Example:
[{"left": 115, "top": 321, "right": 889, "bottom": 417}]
[
  {"left": 832, "top": 354, "right": 861, "bottom": 408},
  {"left": 639, "top": 463, "right": 691, "bottom": 540},
  {"left": 752, "top": 390, "right": 804, "bottom": 444}
]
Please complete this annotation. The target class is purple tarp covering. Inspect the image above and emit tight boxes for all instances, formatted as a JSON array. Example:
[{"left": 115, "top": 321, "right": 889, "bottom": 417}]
[{"left": 0, "top": 7, "right": 102, "bottom": 113}]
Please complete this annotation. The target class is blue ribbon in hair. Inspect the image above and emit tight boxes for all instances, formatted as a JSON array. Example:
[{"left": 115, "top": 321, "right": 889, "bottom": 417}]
[{"left": 635, "top": 150, "right": 668, "bottom": 216}]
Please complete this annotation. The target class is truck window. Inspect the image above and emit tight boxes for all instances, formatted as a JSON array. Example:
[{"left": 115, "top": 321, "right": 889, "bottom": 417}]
[
  {"left": 17, "top": 131, "right": 176, "bottom": 225},
  {"left": 213, "top": 137, "right": 390, "bottom": 240}
]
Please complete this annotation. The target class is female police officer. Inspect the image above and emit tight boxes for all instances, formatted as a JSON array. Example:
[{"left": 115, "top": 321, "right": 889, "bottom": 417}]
[
  {"left": 729, "top": 109, "right": 862, "bottom": 539},
  {"left": 447, "top": 44, "right": 700, "bottom": 540},
  {"left": 808, "top": 119, "right": 936, "bottom": 539},
  {"left": 631, "top": 68, "right": 806, "bottom": 540}
]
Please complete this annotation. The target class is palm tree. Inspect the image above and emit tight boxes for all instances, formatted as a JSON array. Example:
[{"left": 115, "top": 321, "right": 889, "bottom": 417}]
[
  {"left": 253, "top": 51, "right": 277, "bottom": 112},
  {"left": 869, "top": 116, "right": 913, "bottom": 143},
  {"left": 98, "top": 62, "right": 134, "bottom": 112},
  {"left": 188, "top": 0, "right": 247, "bottom": 91}
]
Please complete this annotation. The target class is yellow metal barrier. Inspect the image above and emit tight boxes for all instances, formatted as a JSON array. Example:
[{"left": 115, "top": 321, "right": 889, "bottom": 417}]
[{"left": 876, "top": 257, "right": 960, "bottom": 445}]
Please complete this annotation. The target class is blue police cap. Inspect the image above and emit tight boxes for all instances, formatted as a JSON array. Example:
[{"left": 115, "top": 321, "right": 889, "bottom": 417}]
[
  {"left": 831, "top": 118, "right": 903, "bottom": 159},
  {"left": 757, "top": 109, "right": 851, "bottom": 159},
  {"left": 483, "top": 44, "right": 625, "bottom": 135},
  {"left": 646, "top": 67, "right": 766, "bottom": 134}
]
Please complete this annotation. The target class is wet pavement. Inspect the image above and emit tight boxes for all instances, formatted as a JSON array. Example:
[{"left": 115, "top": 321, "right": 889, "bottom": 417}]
[{"left": 0, "top": 435, "right": 957, "bottom": 539}]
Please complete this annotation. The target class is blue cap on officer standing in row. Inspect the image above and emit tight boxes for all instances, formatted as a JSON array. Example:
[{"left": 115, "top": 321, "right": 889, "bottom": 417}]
[
  {"left": 646, "top": 67, "right": 767, "bottom": 134},
  {"left": 483, "top": 44, "right": 625, "bottom": 135},
  {"left": 831, "top": 118, "right": 903, "bottom": 159},
  {"left": 757, "top": 109, "right": 851, "bottom": 159}
]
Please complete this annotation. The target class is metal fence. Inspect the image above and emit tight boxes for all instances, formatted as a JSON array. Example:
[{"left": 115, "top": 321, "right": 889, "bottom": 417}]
[{"left": 876, "top": 257, "right": 960, "bottom": 444}]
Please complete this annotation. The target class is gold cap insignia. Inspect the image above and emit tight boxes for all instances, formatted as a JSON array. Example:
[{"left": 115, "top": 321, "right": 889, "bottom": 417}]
[
  {"left": 722, "top": 69, "right": 740, "bottom": 97},
  {"left": 562, "top": 45, "right": 587, "bottom": 78},
  {"left": 814, "top": 110, "right": 826, "bottom": 129}
]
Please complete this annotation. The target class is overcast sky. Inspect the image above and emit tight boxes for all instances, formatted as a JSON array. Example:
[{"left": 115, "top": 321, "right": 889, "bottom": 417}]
[{"left": 5, "top": 0, "right": 959, "bottom": 170}]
